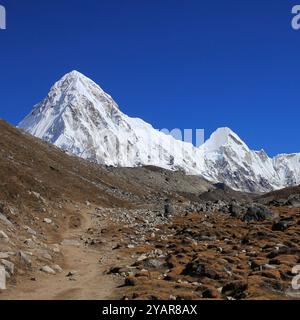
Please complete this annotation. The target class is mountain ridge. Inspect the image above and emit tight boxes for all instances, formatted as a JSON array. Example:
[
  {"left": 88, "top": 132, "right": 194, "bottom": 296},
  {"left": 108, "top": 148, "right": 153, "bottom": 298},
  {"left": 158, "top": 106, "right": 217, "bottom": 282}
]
[{"left": 18, "top": 70, "right": 300, "bottom": 193}]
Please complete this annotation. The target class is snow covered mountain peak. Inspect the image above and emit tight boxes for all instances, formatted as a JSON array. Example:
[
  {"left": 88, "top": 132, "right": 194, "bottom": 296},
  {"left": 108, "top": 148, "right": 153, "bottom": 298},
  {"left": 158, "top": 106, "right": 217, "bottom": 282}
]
[
  {"left": 51, "top": 70, "right": 94, "bottom": 93},
  {"left": 202, "top": 127, "right": 248, "bottom": 153},
  {"left": 63, "top": 69, "right": 85, "bottom": 78},
  {"left": 49, "top": 70, "right": 117, "bottom": 109},
  {"left": 18, "top": 71, "right": 300, "bottom": 193},
  {"left": 56, "top": 69, "right": 100, "bottom": 88}
]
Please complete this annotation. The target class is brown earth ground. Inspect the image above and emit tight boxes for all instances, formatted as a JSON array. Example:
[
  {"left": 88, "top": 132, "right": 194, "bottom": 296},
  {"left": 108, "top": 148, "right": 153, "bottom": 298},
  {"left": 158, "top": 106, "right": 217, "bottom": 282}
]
[
  {"left": 117, "top": 207, "right": 300, "bottom": 300},
  {"left": 1, "top": 206, "right": 129, "bottom": 300},
  {"left": 0, "top": 120, "right": 300, "bottom": 300}
]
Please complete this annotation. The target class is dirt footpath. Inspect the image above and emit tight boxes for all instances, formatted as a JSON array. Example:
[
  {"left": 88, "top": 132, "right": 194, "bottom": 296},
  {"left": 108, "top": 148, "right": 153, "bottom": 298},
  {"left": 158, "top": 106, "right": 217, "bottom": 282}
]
[{"left": 1, "top": 210, "right": 126, "bottom": 300}]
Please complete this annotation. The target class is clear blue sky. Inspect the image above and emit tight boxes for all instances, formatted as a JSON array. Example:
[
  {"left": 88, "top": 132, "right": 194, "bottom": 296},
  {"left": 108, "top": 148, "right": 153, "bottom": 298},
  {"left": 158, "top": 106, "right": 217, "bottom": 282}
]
[{"left": 0, "top": 0, "right": 299, "bottom": 156}]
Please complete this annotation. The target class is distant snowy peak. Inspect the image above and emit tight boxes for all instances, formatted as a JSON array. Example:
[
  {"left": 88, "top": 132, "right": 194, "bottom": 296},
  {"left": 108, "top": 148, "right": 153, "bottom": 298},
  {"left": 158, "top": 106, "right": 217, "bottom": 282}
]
[
  {"left": 202, "top": 127, "right": 249, "bottom": 152},
  {"left": 274, "top": 153, "right": 300, "bottom": 186},
  {"left": 18, "top": 71, "right": 300, "bottom": 193}
]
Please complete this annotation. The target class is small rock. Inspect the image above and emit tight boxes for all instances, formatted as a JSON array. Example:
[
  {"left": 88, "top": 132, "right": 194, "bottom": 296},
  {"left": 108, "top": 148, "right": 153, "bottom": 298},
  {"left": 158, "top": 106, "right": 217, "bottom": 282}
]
[
  {"left": 50, "top": 244, "right": 60, "bottom": 253},
  {"left": 228, "top": 203, "right": 245, "bottom": 218},
  {"left": 52, "top": 265, "right": 63, "bottom": 273},
  {"left": 24, "top": 239, "right": 35, "bottom": 248},
  {"left": 143, "top": 258, "right": 165, "bottom": 269},
  {"left": 124, "top": 276, "right": 137, "bottom": 286},
  {"left": 40, "top": 266, "right": 56, "bottom": 275},
  {"left": 1, "top": 259, "right": 14, "bottom": 275},
  {"left": 38, "top": 251, "right": 52, "bottom": 261},
  {"left": 24, "top": 226, "right": 37, "bottom": 236},
  {"left": 66, "top": 270, "right": 77, "bottom": 277},
  {"left": 0, "top": 213, "right": 14, "bottom": 228},
  {"left": 182, "top": 259, "right": 219, "bottom": 279},
  {"left": 221, "top": 281, "right": 248, "bottom": 299},
  {"left": 0, "top": 266, "right": 6, "bottom": 290},
  {"left": 43, "top": 218, "right": 52, "bottom": 224},
  {"left": 164, "top": 200, "right": 174, "bottom": 217},
  {"left": 266, "top": 246, "right": 296, "bottom": 259},
  {"left": 263, "top": 264, "right": 277, "bottom": 270},
  {"left": 286, "top": 194, "right": 300, "bottom": 208},
  {"left": 243, "top": 204, "right": 276, "bottom": 222},
  {"left": 17, "top": 251, "right": 32, "bottom": 266},
  {"left": 272, "top": 221, "right": 289, "bottom": 232},
  {"left": 137, "top": 254, "right": 147, "bottom": 262},
  {"left": 0, "top": 230, "right": 9, "bottom": 243}
]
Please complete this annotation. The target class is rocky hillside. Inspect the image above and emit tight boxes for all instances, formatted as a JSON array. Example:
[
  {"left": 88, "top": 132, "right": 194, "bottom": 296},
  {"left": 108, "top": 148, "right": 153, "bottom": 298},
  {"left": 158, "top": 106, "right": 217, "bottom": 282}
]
[
  {"left": 1, "top": 120, "right": 300, "bottom": 300},
  {"left": 0, "top": 119, "right": 213, "bottom": 297},
  {"left": 257, "top": 184, "right": 300, "bottom": 207}
]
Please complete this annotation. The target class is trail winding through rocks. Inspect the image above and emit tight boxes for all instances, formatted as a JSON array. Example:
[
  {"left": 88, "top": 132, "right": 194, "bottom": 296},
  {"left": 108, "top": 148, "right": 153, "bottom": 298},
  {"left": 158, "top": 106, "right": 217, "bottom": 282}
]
[{"left": 2, "top": 209, "right": 124, "bottom": 300}]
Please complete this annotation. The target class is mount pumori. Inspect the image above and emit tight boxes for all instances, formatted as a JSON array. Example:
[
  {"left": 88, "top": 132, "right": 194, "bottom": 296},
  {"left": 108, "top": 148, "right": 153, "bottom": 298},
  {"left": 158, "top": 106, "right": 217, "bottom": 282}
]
[{"left": 18, "top": 71, "right": 300, "bottom": 193}]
